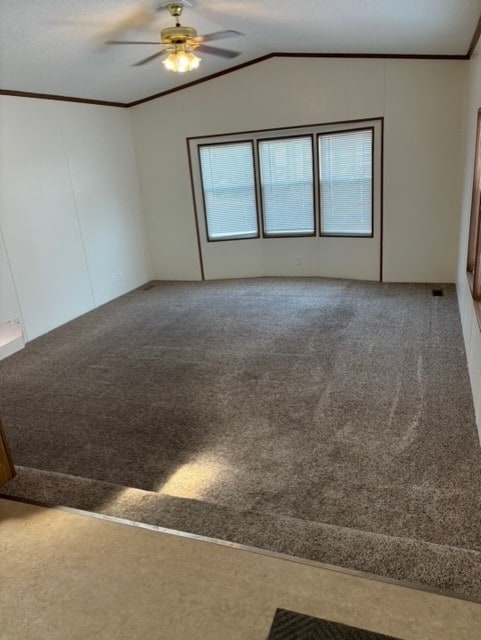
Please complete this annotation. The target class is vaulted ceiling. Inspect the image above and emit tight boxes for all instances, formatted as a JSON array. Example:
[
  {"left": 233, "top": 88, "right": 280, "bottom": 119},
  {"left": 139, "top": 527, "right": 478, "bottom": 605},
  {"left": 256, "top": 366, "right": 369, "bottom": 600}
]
[{"left": 1, "top": 0, "right": 480, "bottom": 105}]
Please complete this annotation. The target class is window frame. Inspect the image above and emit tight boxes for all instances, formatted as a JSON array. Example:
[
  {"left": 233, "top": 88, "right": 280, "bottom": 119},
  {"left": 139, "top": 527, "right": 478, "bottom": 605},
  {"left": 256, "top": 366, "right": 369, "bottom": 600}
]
[
  {"left": 198, "top": 139, "right": 260, "bottom": 243},
  {"left": 257, "top": 133, "right": 316, "bottom": 239},
  {"left": 467, "top": 109, "right": 481, "bottom": 305},
  {"left": 317, "top": 126, "right": 375, "bottom": 238},
  {"left": 188, "top": 117, "right": 382, "bottom": 245}
]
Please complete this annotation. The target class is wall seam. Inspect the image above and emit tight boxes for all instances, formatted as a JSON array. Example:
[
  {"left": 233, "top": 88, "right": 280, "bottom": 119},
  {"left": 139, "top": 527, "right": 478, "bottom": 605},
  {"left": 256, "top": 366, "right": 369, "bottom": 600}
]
[
  {"left": 56, "top": 103, "right": 97, "bottom": 307},
  {"left": 125, "top": 109, "right": 155, "bottom": 282},
  {"left": 0, "top": 220, "right": 26, "bottom": 340},
  {"left": 180, "top": 91, "right": 203, "bottom": 281}
]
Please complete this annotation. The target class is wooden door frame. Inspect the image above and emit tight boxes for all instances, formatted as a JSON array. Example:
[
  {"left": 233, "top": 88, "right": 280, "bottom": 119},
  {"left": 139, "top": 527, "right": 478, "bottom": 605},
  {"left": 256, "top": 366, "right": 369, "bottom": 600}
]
[{"left": 0, "top": 418, "right": 15, "bottom": 487}]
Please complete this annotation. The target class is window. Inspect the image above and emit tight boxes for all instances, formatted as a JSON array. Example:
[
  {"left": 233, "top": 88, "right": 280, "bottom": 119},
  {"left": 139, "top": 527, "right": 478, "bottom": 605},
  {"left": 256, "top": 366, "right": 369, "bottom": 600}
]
[
  {"left": 189, "top": 119, "right": 381, "bottom": 244},
  {"left": 258, "top": 136, "right": 314, "bottom": 237},
  {"left": 467, "top": 110, "right": 481, "bottom": 302},
  {"left": 319, "top": 128, "right": 373, "bottom": 236},
  {"left": 199, "top": 142, "right": 258, "bottom": 241}
]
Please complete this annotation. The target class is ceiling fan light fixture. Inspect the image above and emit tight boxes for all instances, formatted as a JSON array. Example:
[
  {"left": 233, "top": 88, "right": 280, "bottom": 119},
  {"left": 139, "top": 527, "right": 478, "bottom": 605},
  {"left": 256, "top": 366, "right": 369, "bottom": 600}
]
[
  {"left": 106, "top": 1, "right": 242, "bottom": 70},
  {"left": 162, "top": 47, "right": 201, "bottom": 72}
]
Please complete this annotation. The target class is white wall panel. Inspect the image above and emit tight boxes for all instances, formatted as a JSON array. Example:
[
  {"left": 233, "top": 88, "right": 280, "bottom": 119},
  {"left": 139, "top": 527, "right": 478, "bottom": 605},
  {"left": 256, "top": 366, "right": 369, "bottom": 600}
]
[
  {"left": 182, "top": 72, "right": 254, "bottom": 138},
  {"left": 246, "top": 58, "right": 349, "bottom": 130},
  {"left": 204, "top": 240, "right": 263, "bottom": 280},
  {"left": 0, "top": 96, "right": 150, "bottom": 342},
  {"left": 131, "top": 57, "right": 466, "bottom": 284},
  {"left": 131, "top": 93, "right": 202, "bottom": 281},
  {"left": 383, "top": 61, "right": 466, "bottom": 283},
  {"left": 346, "top": 59, "right": 385, "bottom": 120},
  {"left": 262, "top": 238, "right": 319, "bottom": 277},
  {"left": 0, "top": 98, "right": 93, "bottom": 340},
  {"left": 58, "top": 103, "right": 150, "bottom": 306}
]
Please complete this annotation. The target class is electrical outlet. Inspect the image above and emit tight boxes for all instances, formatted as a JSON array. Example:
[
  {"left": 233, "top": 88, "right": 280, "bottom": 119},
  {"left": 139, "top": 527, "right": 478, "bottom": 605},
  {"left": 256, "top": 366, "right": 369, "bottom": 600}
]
[
  {"left": 116, "top": 272, "right": 124, "bottom": 283},
  {"left": 296, "top": 256, "right": 304, "bottom": 266}
]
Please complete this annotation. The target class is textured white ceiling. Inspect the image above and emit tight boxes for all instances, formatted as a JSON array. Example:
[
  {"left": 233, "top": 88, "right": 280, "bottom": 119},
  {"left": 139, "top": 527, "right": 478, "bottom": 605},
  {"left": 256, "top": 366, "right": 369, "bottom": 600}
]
[{"left": 0, "top": 0, "right": 480, "bottom": 104}]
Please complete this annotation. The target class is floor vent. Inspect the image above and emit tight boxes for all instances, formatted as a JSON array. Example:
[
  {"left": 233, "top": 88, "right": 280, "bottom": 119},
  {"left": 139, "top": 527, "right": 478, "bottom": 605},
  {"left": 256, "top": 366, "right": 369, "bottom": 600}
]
[{"left": 432, "top": 288, "right": 444, "bottom": 297}]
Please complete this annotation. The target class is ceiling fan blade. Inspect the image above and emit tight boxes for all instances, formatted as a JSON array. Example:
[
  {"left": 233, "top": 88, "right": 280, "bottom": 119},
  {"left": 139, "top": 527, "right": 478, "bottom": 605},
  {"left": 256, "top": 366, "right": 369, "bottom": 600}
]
[
  {"left": 106, "top": 40, "right": 161, "bottom": 45},
  {"left": 197, "top": 44, "right": 241, "bottom": 59},
  {"left": 133, "top": 50, "right": 166, "bottom": 66},
  {"left": 99, "top": 6, "right": 156, "bottom": 42},
  {"left": 193, "top": 30, "right": 243, "bottom": 44}
]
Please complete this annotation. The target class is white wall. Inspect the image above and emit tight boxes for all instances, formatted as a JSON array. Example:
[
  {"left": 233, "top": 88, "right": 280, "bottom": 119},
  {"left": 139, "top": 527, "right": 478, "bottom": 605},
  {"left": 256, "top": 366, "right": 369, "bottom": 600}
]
[
  {"left": 456, "top": 40, "right": 481, "bottom": 439},
  {"left": 0, "top": 96, "right": 151, "bottom": 342},
  {"left": 130, "top": 57, "right": 466, "bottom": 283}
]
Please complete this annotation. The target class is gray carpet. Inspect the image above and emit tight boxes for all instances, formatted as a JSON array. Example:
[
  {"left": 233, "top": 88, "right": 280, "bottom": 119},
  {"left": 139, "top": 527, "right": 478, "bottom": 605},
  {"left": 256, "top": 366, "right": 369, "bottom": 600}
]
[
  {"left": 267, "top": 609, "right": 400, "bottom": 639},
  {"left": 1, "top": 278, "right": 481, "bottom": 596}
]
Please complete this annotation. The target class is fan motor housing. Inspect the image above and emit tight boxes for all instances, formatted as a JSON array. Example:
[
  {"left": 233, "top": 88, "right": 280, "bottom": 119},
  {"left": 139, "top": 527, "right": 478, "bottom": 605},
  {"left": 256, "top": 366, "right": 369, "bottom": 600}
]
[{"left": 161, "top": 26, "right": 198, "bottom": 44}]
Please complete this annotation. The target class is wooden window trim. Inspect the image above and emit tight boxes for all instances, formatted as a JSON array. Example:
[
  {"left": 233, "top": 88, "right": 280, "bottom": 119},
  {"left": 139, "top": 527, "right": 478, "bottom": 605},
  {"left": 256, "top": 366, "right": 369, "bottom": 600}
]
[
  {"left": 467, "top": 110, "right": 481, "bottom": 304},
  {"left": 467, "top": 111, "right": 481, "bottom": 275}
]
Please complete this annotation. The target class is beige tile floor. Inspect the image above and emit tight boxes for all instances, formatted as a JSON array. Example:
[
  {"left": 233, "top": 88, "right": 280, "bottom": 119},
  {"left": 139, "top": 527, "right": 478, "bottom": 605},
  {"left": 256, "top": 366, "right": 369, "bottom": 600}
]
[{"left": 1, "top": 497, "right": 481, "bottom": 640}]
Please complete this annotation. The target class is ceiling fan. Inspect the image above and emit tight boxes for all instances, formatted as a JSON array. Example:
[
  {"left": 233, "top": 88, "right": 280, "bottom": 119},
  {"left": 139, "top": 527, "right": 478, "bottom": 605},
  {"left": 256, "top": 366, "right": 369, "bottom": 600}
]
[{"left": 106, "top": 2, "right": 243, "bottom": 72}]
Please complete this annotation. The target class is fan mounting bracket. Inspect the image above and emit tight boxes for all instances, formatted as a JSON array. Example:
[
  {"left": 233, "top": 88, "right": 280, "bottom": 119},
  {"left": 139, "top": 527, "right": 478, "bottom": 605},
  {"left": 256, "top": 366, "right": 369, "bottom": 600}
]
[
  {"left": 161, "top": 25, "right": 198, "bottom": 44},
  {"left": 167, "top": 3, "right": 186, "bottom": 19}
]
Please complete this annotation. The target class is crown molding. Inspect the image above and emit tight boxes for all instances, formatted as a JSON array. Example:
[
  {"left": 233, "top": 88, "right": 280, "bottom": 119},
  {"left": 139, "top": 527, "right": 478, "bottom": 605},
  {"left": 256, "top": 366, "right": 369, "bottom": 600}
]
[
  {"left": 0, "top": 34, "right": 477, "bottom": 109},
  {"left": 0, "top": 89, "right": 125, "bottom": 108},
  {"left": 467, "top": 13, "right": 481, "bottom": 58}
]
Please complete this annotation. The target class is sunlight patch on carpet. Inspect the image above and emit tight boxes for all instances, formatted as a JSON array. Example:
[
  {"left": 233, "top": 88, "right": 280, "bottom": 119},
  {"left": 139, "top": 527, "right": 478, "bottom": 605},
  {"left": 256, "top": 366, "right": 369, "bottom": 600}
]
[{"left": 156, "top": 455, "right": 231, "bottom": 499}]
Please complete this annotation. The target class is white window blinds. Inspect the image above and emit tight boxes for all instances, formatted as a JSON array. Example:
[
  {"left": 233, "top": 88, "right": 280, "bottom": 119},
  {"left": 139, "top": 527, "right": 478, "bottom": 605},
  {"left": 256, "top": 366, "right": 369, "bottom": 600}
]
[
  {"left": 259, "top": 137, "right": 314, "bottom": 236},
  {"left": 319, "top": 129, "right": 373, "bottom": 236},
  {"left": 199, "top": 142, "right": 258, "bottom": 241}
]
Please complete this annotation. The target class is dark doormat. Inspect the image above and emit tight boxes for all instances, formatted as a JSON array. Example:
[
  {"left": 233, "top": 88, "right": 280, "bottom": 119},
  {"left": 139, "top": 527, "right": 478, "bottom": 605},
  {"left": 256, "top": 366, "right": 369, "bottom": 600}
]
[{"left": 266, "top": 609, "right": 401, "bottom": 639}]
